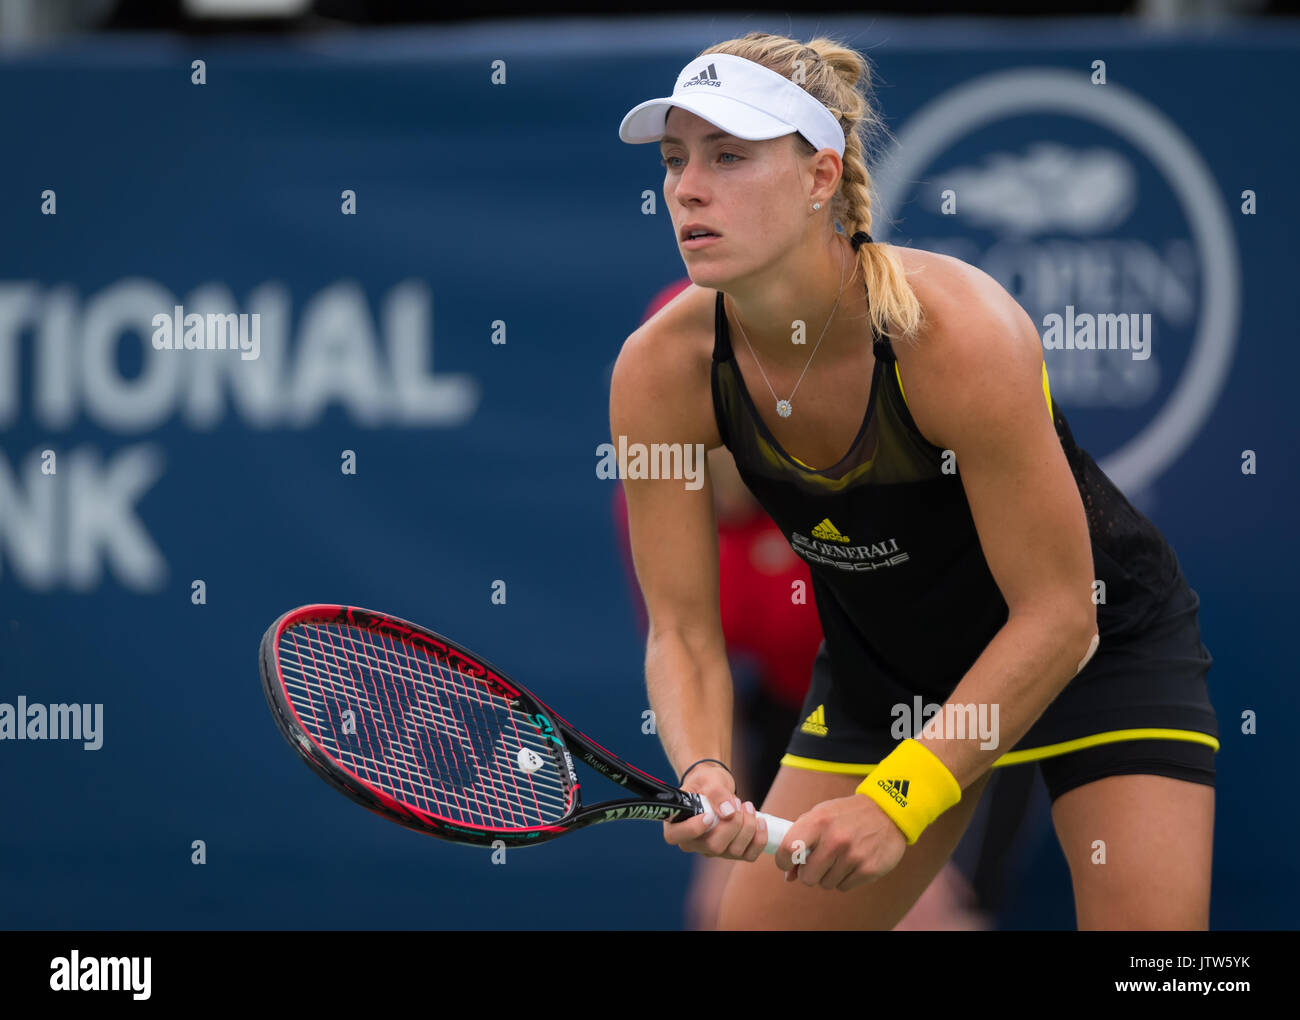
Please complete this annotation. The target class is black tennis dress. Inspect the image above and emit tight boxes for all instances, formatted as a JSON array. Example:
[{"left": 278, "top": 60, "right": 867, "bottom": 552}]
[{"left": 708, "top": 289, "right": 1220, "bottom": 791}]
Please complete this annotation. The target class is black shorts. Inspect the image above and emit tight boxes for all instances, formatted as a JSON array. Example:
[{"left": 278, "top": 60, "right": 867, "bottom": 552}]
[{"left": 780, "top": 579, "right": 1219, "bottom": 804}]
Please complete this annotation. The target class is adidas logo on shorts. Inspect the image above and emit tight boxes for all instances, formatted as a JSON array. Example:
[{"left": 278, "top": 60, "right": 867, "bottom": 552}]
[{"left": 801, "top": 704, "right": 828, "bottom": 737}]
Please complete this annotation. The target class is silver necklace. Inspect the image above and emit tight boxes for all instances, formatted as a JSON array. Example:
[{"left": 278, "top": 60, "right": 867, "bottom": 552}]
[{"left": 729, "top": 240, "right": 847, "bottom": 419}]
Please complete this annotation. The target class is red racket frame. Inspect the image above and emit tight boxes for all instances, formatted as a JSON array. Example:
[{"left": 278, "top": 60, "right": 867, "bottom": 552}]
[{"left": 260, "top": 604, "right": 704, "bottom": 848}]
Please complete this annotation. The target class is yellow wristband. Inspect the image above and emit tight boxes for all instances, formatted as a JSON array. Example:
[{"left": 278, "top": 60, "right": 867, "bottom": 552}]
[{"left": 856, "top": 739, "right": 962, "bottom": 845}]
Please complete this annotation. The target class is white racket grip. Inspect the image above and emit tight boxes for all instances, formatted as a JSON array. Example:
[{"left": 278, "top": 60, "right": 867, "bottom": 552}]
[
  {"left": 695, "top": 795, "right": 793, "bottom": 855},
  {"left": 758, "top": 812, "right": 793, "bottom": 856}
]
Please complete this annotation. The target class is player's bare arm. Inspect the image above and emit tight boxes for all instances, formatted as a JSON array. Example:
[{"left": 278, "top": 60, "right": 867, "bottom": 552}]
[
  {"left": 610, "top": 304, "right": 773, "bottom": 861},
  {"left": 894, "top": 254, "right": 1100, "bottom": 785}
]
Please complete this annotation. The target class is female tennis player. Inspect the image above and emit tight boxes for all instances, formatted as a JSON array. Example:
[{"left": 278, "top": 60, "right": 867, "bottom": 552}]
[{"left": 611, "top": 32, "right": 1218, "bottom": 930}]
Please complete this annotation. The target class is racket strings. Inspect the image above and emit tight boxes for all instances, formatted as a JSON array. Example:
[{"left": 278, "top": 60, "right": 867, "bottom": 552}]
[
  {"left": 284, "top": 624, "right": 564, "bottom": 826},
  {"left": 278, "top": 622, "right": 572, "bottom": 829}
]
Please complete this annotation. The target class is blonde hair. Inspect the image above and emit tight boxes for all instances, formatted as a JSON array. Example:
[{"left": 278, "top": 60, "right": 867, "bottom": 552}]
[{"left": 696, "top": 32, "right": 924, "bottom": 343}]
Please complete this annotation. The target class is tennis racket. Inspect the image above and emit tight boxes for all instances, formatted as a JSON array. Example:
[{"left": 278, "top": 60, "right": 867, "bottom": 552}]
[{"left": 260, "top": 604, "right": 792, "bottom": 853}]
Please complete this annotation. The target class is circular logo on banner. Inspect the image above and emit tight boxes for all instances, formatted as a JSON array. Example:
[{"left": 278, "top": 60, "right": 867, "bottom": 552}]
[{"left": 871, "top": 68, "right": 1239, "bottom": 495}]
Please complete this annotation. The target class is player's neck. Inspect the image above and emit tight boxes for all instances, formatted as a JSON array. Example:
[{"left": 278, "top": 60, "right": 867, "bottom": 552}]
[{"left": 723, "top": 236, "right": 863, "bottom": 368}]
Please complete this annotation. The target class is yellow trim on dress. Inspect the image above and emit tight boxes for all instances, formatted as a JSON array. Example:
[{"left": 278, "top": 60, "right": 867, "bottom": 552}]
[{"left": 780, "top": 727, "right": 1220, "bottom": 775}]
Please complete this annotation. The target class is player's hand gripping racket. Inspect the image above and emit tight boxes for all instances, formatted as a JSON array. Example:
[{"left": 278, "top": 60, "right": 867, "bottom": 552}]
[{"left": 260, "top": 605, "right": 792, "bottom": 853}]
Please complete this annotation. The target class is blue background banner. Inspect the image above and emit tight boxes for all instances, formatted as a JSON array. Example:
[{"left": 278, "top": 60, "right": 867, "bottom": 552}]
[{"left": 1, "top": 17, "right": 1296, "bottom": 928}]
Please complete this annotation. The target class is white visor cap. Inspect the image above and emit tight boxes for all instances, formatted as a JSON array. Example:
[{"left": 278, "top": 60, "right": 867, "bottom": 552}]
[{"left": 618, "top": 53, "right": 845, "bottom": 157}]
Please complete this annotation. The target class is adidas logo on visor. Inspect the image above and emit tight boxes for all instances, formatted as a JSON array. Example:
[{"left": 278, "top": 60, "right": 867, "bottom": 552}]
[{"left": 682, "top": 63, "right": 722, "bottom": 88}]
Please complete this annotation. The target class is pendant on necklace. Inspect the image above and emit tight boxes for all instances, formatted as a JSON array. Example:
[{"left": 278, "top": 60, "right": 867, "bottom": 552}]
[{"left": 776, "top": 399, "right": 792, "bottom": 418}]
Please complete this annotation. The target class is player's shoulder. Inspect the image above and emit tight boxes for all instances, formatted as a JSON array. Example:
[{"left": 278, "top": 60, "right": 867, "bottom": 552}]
[
  {"left": 619, "top": 281, "right": 715, "bottom": 372},
  {"left": 885, "top": 246, "right": 1046, "bottom": 447},
  {"left": 611, "top": 283, "right": 719, "bottom": 441},
  {"left": 888, "top": 245, "right": 1041, "bottom": 378}
]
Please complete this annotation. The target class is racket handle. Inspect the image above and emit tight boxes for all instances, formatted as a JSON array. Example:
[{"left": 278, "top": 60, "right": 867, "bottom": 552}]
[
  {"left": 757, "top": 812, "right": 792, "bottom": 856},
  {"left": 695, "top": 795, "right": 793, "bottom": 856}
]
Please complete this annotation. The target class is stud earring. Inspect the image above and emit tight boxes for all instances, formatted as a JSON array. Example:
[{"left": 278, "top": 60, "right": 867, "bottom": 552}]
[{"left": 812, "top": 202, "right": 822, "bottom": 211}]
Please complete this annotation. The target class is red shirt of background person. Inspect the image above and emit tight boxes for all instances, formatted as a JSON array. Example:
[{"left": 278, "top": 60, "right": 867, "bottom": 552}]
[{"left": 612, "top": 279, "right": 822, "bottom": 715}]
